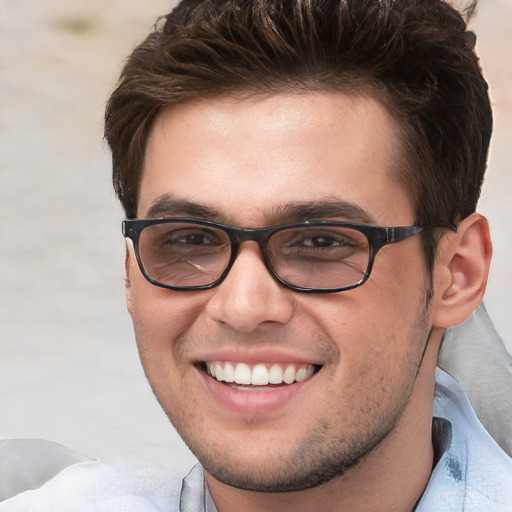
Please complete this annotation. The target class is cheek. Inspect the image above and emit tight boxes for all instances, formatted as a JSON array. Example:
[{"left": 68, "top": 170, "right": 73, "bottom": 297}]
[
  {"left": 127, "top": 275, "right": 205, "bottom": 368},
  {"left": 127, "top": 286, "right": 206, "bottom": 415},
  {"left": 305, "top": 260, "right": 430, "bottom": 369}
]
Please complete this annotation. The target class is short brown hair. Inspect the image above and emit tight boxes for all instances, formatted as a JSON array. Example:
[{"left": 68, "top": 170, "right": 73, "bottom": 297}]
[{"left": 105, "top": 0, "right": 491, "bottom": 270}]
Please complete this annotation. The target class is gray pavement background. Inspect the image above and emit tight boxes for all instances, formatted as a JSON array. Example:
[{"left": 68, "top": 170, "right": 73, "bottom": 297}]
[{"left": 0, "top": 0, "right": 510, "bottom": 477}]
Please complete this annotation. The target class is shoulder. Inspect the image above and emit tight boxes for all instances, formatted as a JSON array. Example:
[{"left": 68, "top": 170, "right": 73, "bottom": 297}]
[
  {"left": 419, "top": 369, "right": 512, "bottom": 511},
  {"left": 0, "top": 439, "right": 92, "bottom": 502},
  {"left": 0, "top": 439, "right": 182, "bottom": 512}
]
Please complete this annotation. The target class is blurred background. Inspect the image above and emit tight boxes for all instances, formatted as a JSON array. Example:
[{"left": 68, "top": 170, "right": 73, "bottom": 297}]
[{"left": 0, "top": 0, "right": 510, "bottom": 478}]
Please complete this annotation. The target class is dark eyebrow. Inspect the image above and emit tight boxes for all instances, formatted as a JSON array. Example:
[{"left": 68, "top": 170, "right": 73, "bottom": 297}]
[
  {"left": 144, "top": 194, "right": 376, "bottom": 226},
  {"left": 270, "top": 200, "right": 377, "bottom": 225},
  {"left": 145, "top": 195, "right": 225, "bottom": 220}
]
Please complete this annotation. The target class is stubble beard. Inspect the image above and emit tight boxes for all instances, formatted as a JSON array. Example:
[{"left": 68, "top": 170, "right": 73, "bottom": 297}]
[{"left": 196, "top": 416, "right": 406, "bottom": 492}]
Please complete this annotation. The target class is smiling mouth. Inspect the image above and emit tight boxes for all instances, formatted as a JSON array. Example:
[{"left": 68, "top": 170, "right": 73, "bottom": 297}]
[{"left": 203, "top": 361, "right": 320, "bottom": 389}]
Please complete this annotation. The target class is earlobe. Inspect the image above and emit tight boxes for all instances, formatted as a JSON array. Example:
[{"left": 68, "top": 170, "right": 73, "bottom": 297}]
[{"left": 432, "top": 213, "right": 492, "bottom": 329}]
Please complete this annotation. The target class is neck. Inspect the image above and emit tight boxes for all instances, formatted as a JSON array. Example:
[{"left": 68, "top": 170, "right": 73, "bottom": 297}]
[{"left": 206, "top": 330, "right": 443, "bottom": 512}]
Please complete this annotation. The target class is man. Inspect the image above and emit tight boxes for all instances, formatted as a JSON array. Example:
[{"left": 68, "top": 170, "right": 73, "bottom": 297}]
[{"left": 1, "top": 0, "right": 511, "bottom": 510}]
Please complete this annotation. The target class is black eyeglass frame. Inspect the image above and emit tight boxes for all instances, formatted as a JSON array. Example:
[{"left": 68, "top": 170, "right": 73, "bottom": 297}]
[{"left": 122, "top": 217, "right": 455, "bottom": 294}]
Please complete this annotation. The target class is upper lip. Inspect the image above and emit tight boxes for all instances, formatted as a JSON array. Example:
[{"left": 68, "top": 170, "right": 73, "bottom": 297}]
[{"left": 193, "top": 348, "right": 325, "bottom": 366}]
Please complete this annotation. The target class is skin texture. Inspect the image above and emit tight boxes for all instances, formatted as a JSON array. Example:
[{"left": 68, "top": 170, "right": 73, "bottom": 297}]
[{"left": 125, "top": 92, "right": 491, "bottom": 512}]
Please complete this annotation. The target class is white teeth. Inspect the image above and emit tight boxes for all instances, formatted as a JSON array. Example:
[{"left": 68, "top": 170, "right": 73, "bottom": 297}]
[
  {"left": 295, "top": 366, "right": 309, "bottom": 382},
  {"left": 214, "top": 362, "right": 224, "bottom": 381},
  {"left": 234, "top": 363, "right": 251, "bottom": 385},
  {"left": 268, "top": 364, "right": 283, "bottom": 384},
  {"left": 223, "top": 362, "right": 235, "bottom": 383},
  {"left": 251, "top": 364, "right": 269, "bottom": 385},
  {"left": 206, "top": 362, "right": 316, "bottom": 386},
  {"left": 283, "top": 365, "right": 296, "bottom": 384}
]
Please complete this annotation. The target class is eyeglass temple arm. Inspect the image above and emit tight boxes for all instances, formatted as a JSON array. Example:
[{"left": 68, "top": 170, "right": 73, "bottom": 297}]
[{"left": 387, "top": 223, "right": 457, "bottom": 244}]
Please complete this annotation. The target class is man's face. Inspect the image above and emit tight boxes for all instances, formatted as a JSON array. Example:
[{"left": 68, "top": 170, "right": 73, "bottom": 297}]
[{"left": 127, "top": 92, "right": 437, "bottom": 491}]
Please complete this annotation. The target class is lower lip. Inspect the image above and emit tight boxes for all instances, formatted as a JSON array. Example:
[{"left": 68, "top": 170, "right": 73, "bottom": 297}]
[{"left": 197, "top": 367, "right": 317, "bottom": 414}]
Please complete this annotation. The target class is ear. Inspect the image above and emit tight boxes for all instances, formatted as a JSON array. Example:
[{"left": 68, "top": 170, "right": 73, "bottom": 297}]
[
  {"left": 124, "top": 243, "right": 134, "bottom": 316},
  {"left": 432, "top": 213, "right": 492, "bottom": 329}
]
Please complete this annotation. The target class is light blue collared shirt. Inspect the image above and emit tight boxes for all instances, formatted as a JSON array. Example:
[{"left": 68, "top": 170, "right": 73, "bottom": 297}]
[{"left": 416, "top": 368, "right": 512, "bottom": 510}]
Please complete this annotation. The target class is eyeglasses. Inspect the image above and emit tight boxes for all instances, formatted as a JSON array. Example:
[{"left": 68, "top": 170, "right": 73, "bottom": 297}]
[{"left": 122, "top": 218, "right": 453, "bottom": 294}]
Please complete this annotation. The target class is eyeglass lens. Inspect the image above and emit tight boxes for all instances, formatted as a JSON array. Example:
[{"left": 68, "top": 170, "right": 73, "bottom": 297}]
[{"left": 137, "top": 221, "right": 371, "bottom": 290}]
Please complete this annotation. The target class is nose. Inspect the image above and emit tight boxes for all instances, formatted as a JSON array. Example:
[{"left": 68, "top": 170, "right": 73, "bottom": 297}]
[{"left": 205, "top": 243, "right": 295, "bottom": 333}]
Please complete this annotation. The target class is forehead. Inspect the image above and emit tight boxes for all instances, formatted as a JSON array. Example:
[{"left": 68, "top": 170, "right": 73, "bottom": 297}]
[{"left": 139, "top": 91, "right": 413, "bottom": 225}]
